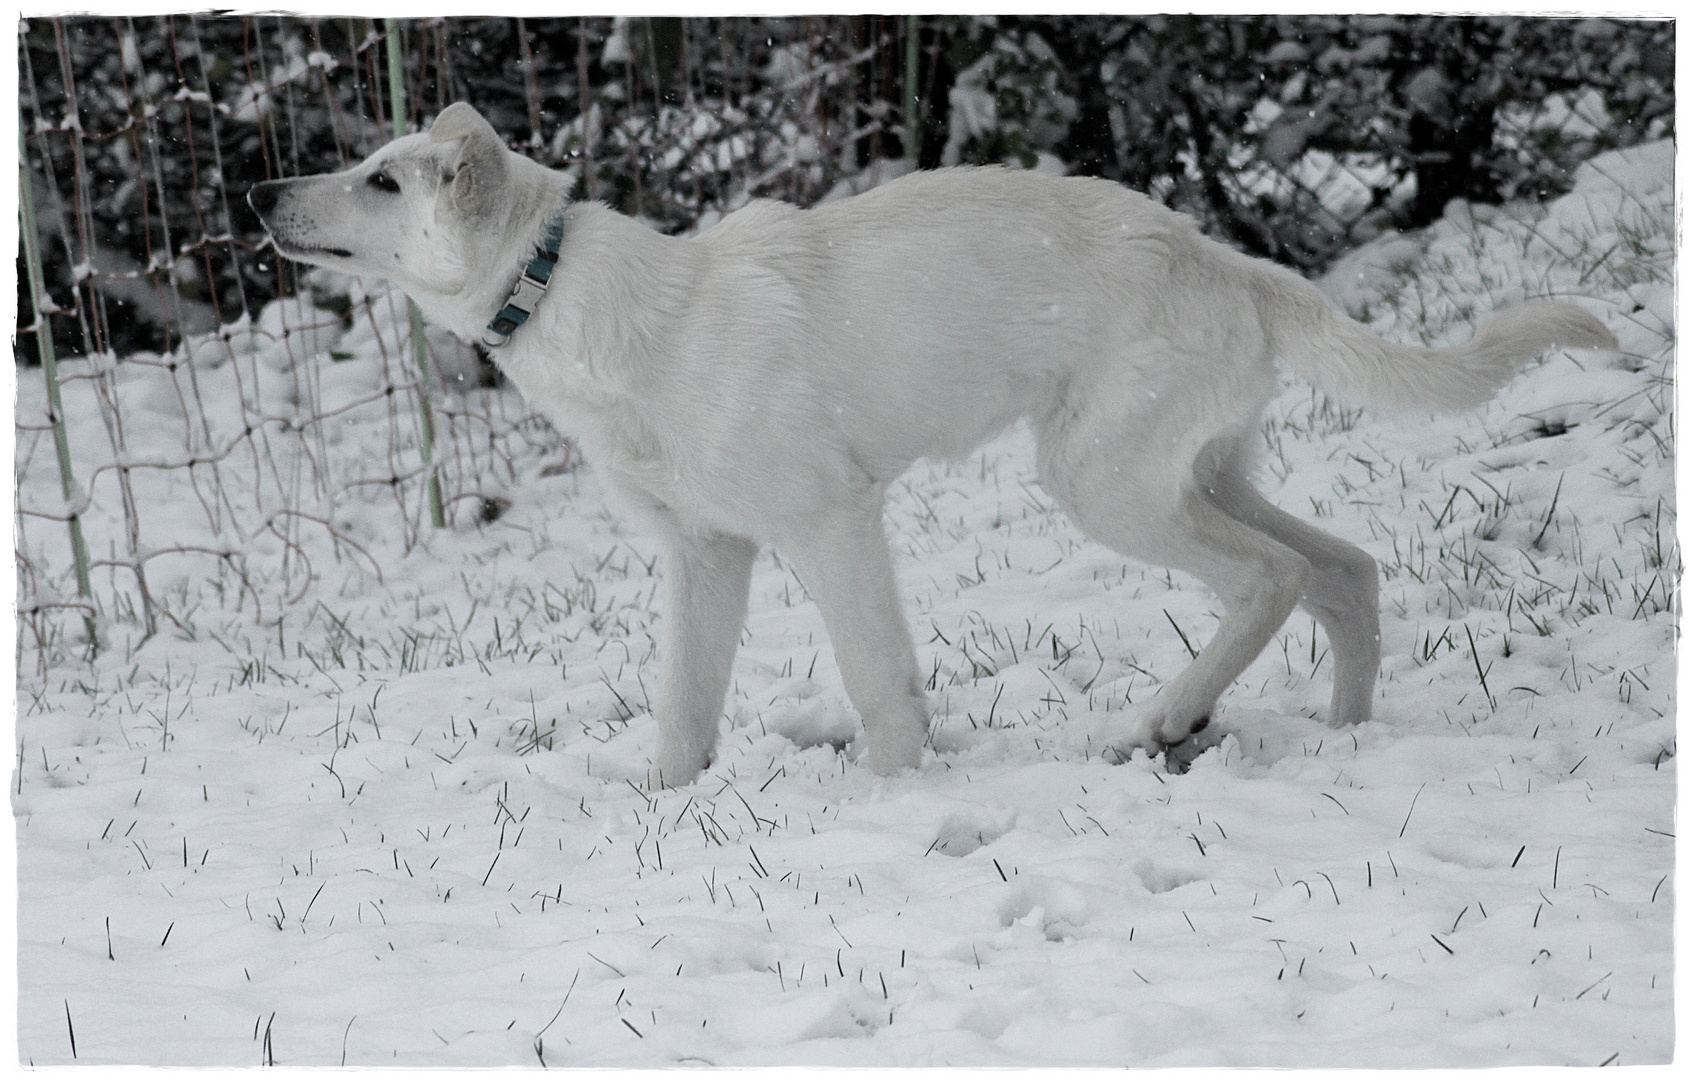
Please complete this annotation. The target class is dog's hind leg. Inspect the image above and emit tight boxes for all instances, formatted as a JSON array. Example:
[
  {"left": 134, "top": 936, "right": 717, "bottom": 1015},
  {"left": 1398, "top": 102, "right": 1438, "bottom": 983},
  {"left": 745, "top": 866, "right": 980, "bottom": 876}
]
[
  {"left": 1206, "top": 447, "right": 1380, "bottom": 727},
  {"left": 780, "top": 489, "right": 928, "bottom": 775},
  {"left": 1041, "top": 429, "right": 1310, "bottom": 754},
  {"left": 1127, "top": 492, "right": 1311, "bottom": 751},
  {"left": 649, "top": 522, "right": 760, "bottom": 788}
]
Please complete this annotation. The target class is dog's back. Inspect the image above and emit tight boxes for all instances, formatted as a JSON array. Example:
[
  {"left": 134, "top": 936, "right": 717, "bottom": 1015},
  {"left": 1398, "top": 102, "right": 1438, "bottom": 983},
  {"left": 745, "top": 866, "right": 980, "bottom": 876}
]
[{"left": 702, "top": 168, "right": 1615, "bottom": 477}]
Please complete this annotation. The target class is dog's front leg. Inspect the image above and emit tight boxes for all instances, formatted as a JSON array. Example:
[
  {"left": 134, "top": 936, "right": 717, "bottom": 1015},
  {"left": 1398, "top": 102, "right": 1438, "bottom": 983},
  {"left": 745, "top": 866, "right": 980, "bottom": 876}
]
[
  {"left": 648, "top": 524, "right": 759, "bottom": 788},
  {"left": 783, "top": 495, "right": 928, "bottom": 775}
]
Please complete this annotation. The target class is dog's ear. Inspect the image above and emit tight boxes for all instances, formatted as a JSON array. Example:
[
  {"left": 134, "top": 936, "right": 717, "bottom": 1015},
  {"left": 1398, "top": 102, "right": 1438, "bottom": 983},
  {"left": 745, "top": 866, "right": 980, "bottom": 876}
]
[{"left": 429, "top": 102, "right": 507, "bottom": 218}]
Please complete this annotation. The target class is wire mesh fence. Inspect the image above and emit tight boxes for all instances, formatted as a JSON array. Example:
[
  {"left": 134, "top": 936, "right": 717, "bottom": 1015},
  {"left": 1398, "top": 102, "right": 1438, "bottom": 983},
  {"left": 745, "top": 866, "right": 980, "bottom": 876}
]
[{"left": 14, "top": 14, "right": 1672, "bottom": 677}]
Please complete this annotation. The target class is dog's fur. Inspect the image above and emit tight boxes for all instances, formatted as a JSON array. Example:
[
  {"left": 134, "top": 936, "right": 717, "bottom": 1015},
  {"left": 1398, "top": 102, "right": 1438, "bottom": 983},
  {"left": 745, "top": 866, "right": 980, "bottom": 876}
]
[{"left": 250, "top": 102, "right": 1617, "bottom": 787}]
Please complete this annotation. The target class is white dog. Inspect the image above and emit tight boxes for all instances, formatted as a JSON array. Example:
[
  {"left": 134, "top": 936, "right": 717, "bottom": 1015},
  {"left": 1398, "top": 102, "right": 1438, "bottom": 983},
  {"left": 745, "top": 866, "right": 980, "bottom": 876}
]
[{"left": 249, "top": 102, "right": 1615, "bottom": 787}]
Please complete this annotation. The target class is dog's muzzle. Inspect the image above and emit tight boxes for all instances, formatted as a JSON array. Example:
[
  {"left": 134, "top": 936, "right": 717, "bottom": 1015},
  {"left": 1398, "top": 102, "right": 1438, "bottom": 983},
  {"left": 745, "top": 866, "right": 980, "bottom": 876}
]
[{"left": 246, "top": 182, "right": 352, "bottom": 261}]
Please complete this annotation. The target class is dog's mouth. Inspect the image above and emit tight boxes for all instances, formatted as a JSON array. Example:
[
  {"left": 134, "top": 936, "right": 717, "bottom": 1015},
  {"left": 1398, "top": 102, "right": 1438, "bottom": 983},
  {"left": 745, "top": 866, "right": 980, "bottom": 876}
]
[{"left": 270, "top": 237, "right": 355, "bottom": 261}]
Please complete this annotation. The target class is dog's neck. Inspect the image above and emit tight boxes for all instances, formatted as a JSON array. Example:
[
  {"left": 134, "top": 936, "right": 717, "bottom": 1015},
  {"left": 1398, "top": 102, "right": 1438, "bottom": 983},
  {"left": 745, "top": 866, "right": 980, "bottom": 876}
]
[
  {"left": 405, "top": 160, "right": 692, "bottom": 402},
  {"left": 413, "top": 162, "right": 578, "bottom": 344}
]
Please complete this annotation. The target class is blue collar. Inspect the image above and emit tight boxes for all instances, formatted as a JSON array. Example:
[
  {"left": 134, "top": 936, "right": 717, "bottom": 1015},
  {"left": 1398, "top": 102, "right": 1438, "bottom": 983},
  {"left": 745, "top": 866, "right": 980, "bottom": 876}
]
[{"left": 482, "top": 209, "right": 567, "bottom": 348}]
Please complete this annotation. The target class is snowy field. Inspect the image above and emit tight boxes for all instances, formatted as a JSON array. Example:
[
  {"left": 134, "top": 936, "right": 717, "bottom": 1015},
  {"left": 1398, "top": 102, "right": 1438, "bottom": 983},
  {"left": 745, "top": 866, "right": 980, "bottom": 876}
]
[{"left": 12, "top": 141, "right": 1676, "bottom": 1066}]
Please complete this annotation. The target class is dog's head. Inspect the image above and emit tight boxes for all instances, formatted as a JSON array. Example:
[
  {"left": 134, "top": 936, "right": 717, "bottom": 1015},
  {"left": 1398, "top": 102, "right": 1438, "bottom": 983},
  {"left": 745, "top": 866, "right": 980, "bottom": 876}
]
[{"left": 248, "top": 103, "right": 517, "bottom": 302}]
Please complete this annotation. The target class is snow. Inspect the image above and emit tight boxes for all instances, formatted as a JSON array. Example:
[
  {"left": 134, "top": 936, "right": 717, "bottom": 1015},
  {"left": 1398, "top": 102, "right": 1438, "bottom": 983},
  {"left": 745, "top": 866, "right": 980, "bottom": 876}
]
[{"left": 12, "top": 142, "right": 1676, "bottom": 1067}]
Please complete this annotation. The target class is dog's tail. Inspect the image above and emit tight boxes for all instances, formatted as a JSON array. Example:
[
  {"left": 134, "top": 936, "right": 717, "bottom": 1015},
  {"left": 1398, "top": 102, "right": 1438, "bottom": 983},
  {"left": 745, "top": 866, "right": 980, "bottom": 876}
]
[{"left": 1244, "top": 259, "right": 1617, "bottom": 412}]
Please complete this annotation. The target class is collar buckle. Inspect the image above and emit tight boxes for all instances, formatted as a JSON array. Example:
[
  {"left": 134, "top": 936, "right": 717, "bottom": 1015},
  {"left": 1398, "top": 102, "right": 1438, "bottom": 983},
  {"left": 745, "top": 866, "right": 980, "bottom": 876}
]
[{"left": 483, "top": 210, "right": 566, "bottom": 348}]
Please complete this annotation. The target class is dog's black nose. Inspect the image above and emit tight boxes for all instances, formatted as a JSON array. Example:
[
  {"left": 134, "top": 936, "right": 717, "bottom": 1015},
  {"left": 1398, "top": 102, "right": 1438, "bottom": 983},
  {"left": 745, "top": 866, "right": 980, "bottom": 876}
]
[{"left": 247, "top": 182, "right": 280, "bottom": 217}]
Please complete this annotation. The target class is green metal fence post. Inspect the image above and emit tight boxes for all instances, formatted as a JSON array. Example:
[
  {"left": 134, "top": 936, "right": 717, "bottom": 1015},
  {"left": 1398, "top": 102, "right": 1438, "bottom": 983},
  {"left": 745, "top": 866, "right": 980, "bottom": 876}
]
[
  {"left": 385, "top": 17, "right": 446, "bottom": 529},
  {"left": 18, "top": 119, "right": 98, "bottom": 649}
]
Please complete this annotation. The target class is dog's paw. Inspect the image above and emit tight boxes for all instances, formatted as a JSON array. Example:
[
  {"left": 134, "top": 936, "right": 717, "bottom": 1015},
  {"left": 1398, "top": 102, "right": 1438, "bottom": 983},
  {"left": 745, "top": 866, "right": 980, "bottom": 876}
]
[
  {"left": 648, "top": 744, "right": 710, "bottom": 790},
  {"left": 1104, "top": 711, "right": 1211, "bottom": 768},
  {"left": 1135, "top": 709, "right": 1209, "bottom": 749},
  {"left": 864, "top": 726, "right": 925, "bottom": 776}
]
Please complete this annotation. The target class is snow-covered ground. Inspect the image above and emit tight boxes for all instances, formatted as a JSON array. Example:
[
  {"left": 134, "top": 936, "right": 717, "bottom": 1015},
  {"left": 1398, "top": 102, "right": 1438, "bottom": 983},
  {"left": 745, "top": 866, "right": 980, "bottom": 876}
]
[{"left": 12, "top": 140, "right": 1676, "bottom": 1066}]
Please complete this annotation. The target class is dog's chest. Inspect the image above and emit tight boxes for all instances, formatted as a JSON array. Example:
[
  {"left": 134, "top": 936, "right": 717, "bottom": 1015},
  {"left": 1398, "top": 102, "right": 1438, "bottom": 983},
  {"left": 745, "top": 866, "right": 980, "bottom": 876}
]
[{"left": 491, "top": 344, "right": 708, "bottom": 503}]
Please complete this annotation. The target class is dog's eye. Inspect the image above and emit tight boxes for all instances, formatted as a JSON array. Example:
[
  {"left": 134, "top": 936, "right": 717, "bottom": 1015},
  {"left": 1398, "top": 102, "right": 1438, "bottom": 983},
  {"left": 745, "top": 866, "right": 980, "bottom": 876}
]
[{"left": 367, "top": 171, "right": 400, "bottom": 194}]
